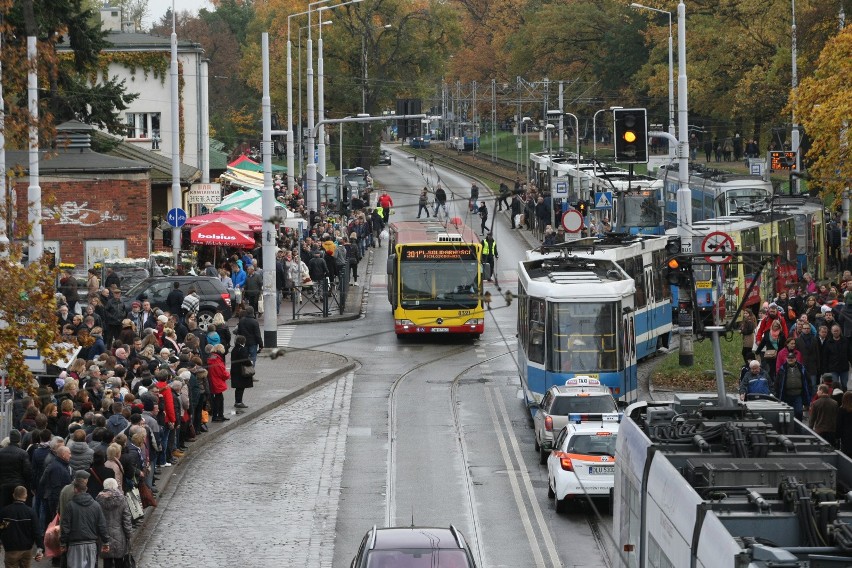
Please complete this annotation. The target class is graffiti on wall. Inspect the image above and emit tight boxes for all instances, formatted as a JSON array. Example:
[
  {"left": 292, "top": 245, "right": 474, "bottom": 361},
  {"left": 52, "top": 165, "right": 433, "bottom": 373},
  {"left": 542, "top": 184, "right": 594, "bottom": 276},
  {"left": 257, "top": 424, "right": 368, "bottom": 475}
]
[{"left": 44, "top": 201, "right": 127, "bottom": 226}]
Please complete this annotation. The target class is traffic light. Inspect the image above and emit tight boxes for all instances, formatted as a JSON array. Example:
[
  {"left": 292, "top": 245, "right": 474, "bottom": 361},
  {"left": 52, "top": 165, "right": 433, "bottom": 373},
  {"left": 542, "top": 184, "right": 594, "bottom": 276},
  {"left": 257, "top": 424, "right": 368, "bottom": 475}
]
[
  {"left": 577, "top": 200, "right": 589, "bottom": 216},
  {"left": 663, "top": 256, "right": 681, "bottom": 285},
  {"left": 613, "top": 108, "right": 648, "bottom": 164},
  {"left": 662, "top": 236, "right": 682, "bottom": 285},
  {"left": 677, "top": 255, "right": 693, "bottom": 287},
  {"left": 162, "top": 228, "right": 172, "bottom": 247}
]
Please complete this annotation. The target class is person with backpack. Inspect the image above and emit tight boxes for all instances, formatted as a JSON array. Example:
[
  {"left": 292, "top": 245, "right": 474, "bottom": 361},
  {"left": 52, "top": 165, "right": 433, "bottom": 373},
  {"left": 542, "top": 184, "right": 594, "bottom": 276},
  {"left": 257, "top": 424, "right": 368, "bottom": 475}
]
[{"left": 739, "top": 360, "right": 772, "bottom": 400}]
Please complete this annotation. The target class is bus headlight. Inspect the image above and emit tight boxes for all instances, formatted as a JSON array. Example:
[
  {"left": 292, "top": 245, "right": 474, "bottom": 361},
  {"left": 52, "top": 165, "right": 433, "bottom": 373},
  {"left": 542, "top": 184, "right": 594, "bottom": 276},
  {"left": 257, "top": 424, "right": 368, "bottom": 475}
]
[
  {"left": 395, "top": 319, "right": 415, "bottom": 327},
  {"left": 464, "top": 318, "right": 484, "bottom": 326}
]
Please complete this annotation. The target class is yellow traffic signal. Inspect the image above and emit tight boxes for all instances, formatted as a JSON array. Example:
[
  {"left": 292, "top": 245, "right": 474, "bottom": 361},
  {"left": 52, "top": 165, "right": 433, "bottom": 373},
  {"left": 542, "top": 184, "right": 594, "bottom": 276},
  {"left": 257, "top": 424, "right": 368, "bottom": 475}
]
[{"left": 623, "top": 130, "right": 637, "bottom": 144}]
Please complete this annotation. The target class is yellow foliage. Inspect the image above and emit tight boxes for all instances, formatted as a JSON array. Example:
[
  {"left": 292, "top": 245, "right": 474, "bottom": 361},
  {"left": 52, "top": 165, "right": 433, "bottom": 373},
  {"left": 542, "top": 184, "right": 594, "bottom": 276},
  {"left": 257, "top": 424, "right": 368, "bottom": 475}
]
[
  {"left": 0, "top": 242, "right": 63, "bottom": 393},
  {"left": 792, "top": 26, "right": 852, "bottom": 198}
]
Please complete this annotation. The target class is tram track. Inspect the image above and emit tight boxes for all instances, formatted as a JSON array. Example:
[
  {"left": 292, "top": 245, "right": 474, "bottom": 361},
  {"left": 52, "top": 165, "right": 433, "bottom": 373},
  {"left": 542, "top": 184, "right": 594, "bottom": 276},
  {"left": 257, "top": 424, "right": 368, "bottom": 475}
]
[
  {"left": 404, "top": 143, "right": 521, "bottom": 188},
  {"left": 386, "top": 340, "right": 608, "bottom": 568}
]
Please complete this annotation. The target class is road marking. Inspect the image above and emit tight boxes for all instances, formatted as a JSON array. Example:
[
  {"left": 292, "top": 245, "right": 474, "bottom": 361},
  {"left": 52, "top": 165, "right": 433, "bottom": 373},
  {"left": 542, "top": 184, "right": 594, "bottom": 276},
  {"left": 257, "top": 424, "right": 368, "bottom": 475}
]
[
  {"left": 483, "top": 386, "right": 547, "bottom": 568},
  {"left": 493, "top": 386, "right": 562, "bottom": 568},
  {"left": 277, "top": 325, "right": 295, "bottom": 346}
]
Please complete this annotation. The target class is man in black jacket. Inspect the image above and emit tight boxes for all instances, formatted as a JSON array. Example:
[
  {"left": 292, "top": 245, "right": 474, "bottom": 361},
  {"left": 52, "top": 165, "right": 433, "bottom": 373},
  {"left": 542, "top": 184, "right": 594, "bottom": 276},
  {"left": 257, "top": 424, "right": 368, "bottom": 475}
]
[
  {"left": 236, "top": 306, "right": 264, "bottom": 366},
  {"left": 0, "top": 486, "right": 43, "bottom": 565},
  {"left": 0, "top": 430, "right": 32, "bottom": 509}
]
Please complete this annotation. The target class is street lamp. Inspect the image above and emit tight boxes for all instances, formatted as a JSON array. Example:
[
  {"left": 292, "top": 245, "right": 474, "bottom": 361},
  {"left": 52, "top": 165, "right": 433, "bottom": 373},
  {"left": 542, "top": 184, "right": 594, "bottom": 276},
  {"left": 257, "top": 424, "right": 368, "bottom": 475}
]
[
  {"left": 630, "top": 2, "right": 675, "bottom": 158},
  {"left": 317, "top": 0, "right": 364, "bottom": 179},
  {"left": 592, "top": 105, "right": 623, "bottom": 162},
  {"left": 296, "top": 20, "right": 332, "bottom": 180}
]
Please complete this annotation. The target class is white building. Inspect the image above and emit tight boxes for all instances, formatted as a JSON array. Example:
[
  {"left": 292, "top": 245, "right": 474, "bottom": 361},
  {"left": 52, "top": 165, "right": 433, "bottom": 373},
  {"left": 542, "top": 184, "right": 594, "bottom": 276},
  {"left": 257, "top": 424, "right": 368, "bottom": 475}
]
[{"left": 64, "top": 6, "right": 211, "bottom": 182}]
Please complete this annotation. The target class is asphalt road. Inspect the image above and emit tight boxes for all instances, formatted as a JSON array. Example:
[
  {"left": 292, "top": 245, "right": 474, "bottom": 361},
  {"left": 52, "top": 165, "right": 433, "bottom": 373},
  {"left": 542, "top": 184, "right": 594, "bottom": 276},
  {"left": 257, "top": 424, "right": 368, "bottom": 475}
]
[{"left": 135, "top": 145, "right": 614, "bottom": 567}]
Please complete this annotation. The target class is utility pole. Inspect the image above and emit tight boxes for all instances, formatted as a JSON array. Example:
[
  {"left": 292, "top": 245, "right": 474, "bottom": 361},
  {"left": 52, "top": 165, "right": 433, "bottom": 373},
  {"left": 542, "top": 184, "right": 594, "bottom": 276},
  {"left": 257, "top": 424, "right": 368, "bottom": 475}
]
[
  {"left": 169, "top": 4, "right": 182, "bottom": 264},
  {"left": 24, "top": 0, "right": 42, "bottom": 263},
  {"left": 676, "top": 1, "right": 693, "bottom": 366}
]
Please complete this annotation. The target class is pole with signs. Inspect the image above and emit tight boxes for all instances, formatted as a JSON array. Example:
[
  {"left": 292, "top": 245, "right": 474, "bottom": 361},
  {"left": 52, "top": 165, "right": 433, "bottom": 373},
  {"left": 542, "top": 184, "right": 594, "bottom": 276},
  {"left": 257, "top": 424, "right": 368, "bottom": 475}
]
[{"left": 676, "top": 0, "right": 693, "bottom": 366}]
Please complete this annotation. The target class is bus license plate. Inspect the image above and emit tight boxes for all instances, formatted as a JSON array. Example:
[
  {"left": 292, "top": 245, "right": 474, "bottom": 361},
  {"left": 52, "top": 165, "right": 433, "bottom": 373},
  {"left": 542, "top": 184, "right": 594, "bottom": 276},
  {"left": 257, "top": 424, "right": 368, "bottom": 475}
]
[
  {"left": 589, "top": 465, "right": 613, "bottom": 475},
  {"left": 431, "top": 328, "right": 449, "bottom": 333}
]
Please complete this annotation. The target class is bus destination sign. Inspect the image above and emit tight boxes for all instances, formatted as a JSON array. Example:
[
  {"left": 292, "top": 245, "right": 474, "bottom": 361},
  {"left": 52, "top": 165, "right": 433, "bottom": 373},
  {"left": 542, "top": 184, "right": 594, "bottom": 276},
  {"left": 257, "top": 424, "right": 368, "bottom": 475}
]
[{"left": 402, "top": 246, "right": 476, "bottom": 261}]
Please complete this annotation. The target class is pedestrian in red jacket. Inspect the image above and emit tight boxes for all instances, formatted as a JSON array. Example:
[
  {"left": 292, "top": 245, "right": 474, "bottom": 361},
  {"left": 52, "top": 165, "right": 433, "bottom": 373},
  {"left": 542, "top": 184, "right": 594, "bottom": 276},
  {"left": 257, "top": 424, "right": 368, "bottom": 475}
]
[{"left": 207, "top": 345, "right": 231, "bottom": 422}]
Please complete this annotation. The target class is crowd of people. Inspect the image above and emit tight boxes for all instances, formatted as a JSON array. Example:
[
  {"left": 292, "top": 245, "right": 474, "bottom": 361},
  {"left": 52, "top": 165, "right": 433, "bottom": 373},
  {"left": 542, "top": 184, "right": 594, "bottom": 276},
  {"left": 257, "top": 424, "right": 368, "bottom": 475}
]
[
  {"left": 737, "top": 272, "right": 852, "bottom": 455},
  {"left": 0, "top": 283, "right": 264, "bottom": 566}
]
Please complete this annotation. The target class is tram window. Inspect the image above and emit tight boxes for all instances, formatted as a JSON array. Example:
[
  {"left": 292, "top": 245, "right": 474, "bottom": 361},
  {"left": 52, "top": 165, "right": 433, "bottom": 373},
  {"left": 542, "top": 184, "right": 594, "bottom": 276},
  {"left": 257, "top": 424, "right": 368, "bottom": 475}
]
[
  {"left": 528, "top": 298, "right": 546, "bottom": 364},
  {"left": 652, "top": 251, "right": 669, "bottom": 299},
  {"left": 519, "top": 286, "right": 529, "bottom": 346},
  {"left": 624, "top": 258, "right": 646, "bottom": 308}
]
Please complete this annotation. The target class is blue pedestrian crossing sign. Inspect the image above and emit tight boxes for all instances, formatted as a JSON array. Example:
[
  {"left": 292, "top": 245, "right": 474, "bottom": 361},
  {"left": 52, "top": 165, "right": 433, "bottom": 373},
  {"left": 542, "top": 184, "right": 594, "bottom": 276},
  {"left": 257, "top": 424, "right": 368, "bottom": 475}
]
[
  {"left": 167, "top": 207, "right": 188, "bottom": 228},
  {"left": 594, "top": 191, "right": 613, "bottom": 210}
]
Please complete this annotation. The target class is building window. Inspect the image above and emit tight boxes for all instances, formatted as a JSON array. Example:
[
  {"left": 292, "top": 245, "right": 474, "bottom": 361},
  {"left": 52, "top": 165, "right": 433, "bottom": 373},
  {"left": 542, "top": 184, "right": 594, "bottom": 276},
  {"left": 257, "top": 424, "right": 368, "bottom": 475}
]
[{"left": 126, "top": 112, "right": 161, "bottom": 140}]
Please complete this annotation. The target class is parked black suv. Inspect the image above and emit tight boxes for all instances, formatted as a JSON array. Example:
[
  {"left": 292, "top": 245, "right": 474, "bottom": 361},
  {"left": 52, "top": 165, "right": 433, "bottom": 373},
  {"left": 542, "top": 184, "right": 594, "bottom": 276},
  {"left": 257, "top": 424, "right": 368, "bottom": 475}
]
[
  {"left": 351, "top": 525, "right": 478, "bottom": 567},
  {"left": 124, "top": 276, "right": 233, "bottom": 327}
]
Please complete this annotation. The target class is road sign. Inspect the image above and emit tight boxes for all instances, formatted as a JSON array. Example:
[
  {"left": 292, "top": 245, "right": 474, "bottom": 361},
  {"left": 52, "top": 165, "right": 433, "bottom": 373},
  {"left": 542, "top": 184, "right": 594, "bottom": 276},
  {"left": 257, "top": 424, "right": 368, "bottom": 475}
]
[
  {"left": 167, "top": 207, "right": 188, "bottom": 228},
  {"left": 594, "top": 191, "right": 613, "bottom": 210},
  {"left": 555, "top": 181, "right": 568, "bottom": 195},
  {"left": 188, "top": 183, "right": 222, "bottom": 205},
  {"left": 561, "top": 209, "right": 584, "bottom": 233},
  {"left": 701, "top": 231, "right": 735, "bottom": 263}
]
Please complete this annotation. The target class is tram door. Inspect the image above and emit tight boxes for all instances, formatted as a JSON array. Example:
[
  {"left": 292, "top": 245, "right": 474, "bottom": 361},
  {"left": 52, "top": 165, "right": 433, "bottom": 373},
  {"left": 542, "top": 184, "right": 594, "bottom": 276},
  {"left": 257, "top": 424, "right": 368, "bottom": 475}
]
[{"left": 622, "top": 310, "right": 638, "bottom": 400}]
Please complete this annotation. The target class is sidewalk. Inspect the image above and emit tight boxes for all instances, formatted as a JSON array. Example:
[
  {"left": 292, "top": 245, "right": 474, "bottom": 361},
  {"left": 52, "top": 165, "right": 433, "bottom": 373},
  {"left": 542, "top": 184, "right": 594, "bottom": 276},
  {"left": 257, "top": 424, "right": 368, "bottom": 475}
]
[{"left": 129, "top": 250, "right": 374, "bottom": 551}]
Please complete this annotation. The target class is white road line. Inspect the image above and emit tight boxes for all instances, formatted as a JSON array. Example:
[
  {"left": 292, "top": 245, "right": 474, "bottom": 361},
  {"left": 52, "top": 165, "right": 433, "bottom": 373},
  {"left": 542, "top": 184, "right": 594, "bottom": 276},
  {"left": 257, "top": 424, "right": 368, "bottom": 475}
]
[
  {"left": 277, "top": 325, "right": 295, "bottom": 346},
  {"left": 483, "top": 386, "right": 547, "bottom": 568},
  {"left": 493, "top": 386, "right": 562, "bottom": 568}
]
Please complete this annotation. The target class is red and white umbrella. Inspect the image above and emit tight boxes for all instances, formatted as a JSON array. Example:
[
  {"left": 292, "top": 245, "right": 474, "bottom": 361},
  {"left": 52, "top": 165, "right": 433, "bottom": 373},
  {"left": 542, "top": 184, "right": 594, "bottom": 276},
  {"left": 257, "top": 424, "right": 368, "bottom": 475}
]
[{"left": 190, "top": 221, "right": 255, "bottom": 248}]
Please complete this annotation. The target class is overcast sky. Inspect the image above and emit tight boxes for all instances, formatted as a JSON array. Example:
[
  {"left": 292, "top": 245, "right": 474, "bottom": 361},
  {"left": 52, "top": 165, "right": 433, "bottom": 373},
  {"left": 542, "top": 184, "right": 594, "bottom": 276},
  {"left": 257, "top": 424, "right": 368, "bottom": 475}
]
[{"left": 143, "top": 0, "right": 213, "bottom": 30}]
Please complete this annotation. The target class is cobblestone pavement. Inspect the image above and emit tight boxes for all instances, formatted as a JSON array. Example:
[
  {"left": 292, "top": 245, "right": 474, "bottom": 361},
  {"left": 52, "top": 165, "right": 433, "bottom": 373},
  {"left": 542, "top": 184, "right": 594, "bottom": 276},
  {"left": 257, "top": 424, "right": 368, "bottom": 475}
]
[{"left": 134, "top": 373, "right": 353, "bottom": 566}]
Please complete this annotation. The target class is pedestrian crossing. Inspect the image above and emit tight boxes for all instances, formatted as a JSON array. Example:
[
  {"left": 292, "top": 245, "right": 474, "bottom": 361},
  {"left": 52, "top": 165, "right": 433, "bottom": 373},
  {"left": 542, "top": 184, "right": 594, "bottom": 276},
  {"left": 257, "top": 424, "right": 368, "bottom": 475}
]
[{"left": 277, "top": 325, "right": 295, "bottom": 347}]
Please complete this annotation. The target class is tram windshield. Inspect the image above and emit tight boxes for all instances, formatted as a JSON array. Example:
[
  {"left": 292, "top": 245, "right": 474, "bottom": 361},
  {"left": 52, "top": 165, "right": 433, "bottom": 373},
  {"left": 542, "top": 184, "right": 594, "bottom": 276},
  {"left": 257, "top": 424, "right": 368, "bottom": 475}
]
[
  {"left": 621, "top": 193, "right": 662, "bottom": 228},
  {"left": 721, "top": 188, "right": 770, "bottom": 216},
  {"left": 549, "top": 301, "right": 619, "bottom": 372},
  {"left": 399, "top": 260, "right": 480, "bottom": 309}
]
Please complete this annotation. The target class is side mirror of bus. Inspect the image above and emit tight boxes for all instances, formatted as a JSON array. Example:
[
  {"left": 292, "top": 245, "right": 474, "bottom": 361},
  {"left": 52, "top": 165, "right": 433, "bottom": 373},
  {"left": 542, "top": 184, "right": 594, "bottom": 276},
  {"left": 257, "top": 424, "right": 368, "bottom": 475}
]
[
  {"left": 481, "top": 263, "right": 492, "bottom": 281},
  {"left": 386, "top": 255, "right": 395, "bottom": 275}
]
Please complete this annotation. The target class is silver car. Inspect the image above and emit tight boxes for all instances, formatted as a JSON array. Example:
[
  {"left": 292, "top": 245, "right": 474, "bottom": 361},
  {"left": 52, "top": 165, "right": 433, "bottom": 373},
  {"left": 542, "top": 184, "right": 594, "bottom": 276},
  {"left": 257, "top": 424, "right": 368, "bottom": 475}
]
[{"left": 533, "top": 377, "right": 617, "bottom": 464}]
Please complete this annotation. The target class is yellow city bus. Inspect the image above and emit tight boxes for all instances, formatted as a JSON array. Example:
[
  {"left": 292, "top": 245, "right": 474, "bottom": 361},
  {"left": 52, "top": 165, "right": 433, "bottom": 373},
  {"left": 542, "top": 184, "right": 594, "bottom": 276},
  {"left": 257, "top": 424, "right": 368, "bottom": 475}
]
[{"left": 386, "top": 219, "right": 490, "bottom": 339}]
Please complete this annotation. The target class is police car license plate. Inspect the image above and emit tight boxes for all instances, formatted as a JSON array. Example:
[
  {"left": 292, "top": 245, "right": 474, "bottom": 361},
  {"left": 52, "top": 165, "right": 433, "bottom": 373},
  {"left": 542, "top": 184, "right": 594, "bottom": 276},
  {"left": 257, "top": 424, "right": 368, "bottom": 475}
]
[
  {"left": 589, "top": 465, "right": 613, "bottom": 475},
  {"left": 431, "top": 328, "right": 449, "bottom": 332}
]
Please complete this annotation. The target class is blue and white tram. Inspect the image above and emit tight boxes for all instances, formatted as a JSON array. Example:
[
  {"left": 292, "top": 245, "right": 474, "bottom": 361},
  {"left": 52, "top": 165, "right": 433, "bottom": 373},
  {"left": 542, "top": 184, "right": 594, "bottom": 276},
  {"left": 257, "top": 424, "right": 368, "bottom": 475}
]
[
  {"left": 517, "top": 235, "right": 673, "bottom": 409},
  {"left": 658, "top": 163, "right": 772, "bottom": 229}
]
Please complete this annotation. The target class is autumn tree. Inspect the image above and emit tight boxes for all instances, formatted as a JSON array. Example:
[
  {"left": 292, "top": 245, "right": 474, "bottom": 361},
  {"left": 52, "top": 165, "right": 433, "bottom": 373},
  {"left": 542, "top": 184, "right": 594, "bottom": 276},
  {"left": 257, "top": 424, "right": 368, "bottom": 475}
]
[
  {"left": 792, "top": 25, "right": 851, "bottom": 199},
  {"left": 0, "top": 241, "right": 62, "bottom": 392},
  {"left": 242, "top": 0, "right": 461, "bottom": 168}
]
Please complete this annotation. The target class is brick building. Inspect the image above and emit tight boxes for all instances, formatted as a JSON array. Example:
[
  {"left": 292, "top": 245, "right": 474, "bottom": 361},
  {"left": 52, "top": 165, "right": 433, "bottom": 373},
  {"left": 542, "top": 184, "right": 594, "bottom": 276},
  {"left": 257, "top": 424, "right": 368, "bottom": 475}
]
[{"left": 10, "top": 121, "right": 152, "bottom": 269}]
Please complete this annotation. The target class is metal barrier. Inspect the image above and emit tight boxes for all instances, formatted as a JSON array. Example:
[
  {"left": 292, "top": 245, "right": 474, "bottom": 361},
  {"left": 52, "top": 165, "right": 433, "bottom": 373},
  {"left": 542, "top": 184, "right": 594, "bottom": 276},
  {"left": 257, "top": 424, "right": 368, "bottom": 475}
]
[{"left": 290, "top": 265, "right": 350, "bottom": 319}]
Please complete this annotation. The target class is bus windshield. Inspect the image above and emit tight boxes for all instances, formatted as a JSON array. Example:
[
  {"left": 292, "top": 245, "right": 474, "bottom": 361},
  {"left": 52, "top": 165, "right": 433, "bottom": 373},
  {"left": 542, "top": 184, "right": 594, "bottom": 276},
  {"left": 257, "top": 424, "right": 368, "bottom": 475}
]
[
  {"left": 549, "top": 302, "right": 619, "bottom": 372},
  {"left": 400, "top": 260, "right": 480, "bottom": 309}
]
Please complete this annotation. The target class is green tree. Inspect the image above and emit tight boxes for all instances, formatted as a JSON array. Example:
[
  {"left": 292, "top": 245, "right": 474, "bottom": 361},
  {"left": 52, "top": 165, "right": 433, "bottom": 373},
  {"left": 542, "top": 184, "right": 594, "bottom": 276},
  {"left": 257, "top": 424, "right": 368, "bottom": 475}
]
[
  {"left": 792, "top": 25, "right": 851, "bottom": 199},
  {"left": 1, "top": 0, "right": 137, "bottom": 144}
]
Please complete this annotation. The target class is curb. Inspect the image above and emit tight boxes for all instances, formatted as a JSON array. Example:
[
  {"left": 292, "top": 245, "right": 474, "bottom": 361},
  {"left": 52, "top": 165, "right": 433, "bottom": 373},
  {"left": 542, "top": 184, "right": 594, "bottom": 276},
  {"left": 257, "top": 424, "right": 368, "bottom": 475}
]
[{"left": 130, "top": 357, "right": 357, "bottom": 556}]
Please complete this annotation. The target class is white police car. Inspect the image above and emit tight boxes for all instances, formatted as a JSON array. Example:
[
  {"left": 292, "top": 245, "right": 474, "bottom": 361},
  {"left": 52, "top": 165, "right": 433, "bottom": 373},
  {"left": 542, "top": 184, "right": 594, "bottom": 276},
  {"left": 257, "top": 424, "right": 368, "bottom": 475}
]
[
  {"left": 533, "top": 376, "right": 617, "bottom": 464},
  {"left": 547, "top": 413, "right": 619, "bottom": 514}
]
